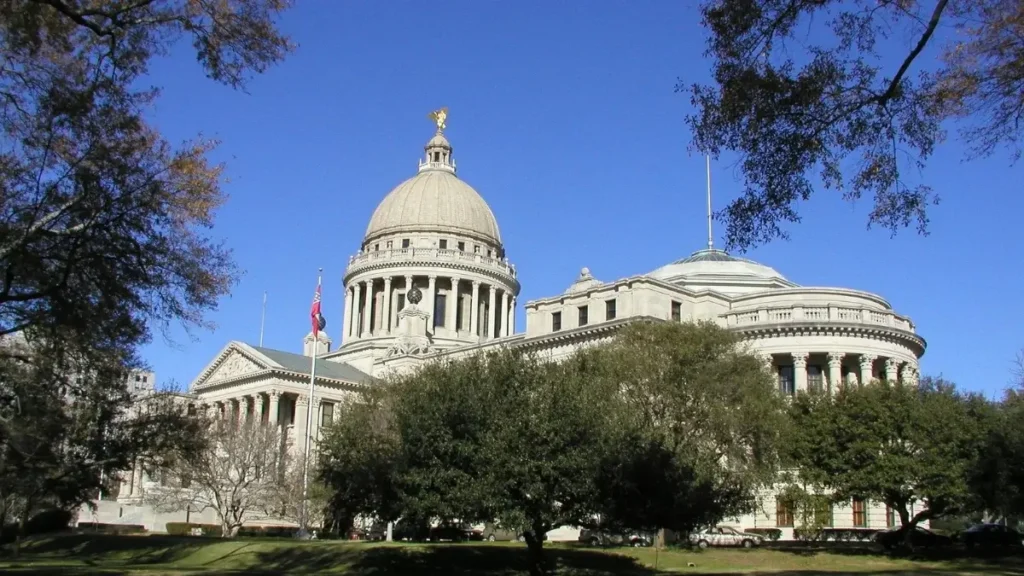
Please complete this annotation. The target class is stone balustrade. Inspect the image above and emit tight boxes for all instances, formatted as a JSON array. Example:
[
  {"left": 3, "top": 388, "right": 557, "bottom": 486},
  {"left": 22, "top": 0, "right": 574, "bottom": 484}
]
[
  {"left": 346, "top": 248, "right": 517, "bottom": 278},
  {"left": 725, "top": 305, "right": 916, "bottom": 333}
]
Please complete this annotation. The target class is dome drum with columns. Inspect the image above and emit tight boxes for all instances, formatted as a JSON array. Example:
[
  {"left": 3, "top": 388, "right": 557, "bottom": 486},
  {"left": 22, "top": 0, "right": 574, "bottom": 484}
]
[{"left": 152, "top": 109, "right": 926, "bottom": 540}]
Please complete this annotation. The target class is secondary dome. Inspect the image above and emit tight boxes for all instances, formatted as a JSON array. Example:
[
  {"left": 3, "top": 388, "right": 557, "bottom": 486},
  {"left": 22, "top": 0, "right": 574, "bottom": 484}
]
[
  {"left": 648, "top": 248, "right": 786, "bottom": 283},
  {"left": 363, "top": 126, "right": 501, "bottom": 246}
]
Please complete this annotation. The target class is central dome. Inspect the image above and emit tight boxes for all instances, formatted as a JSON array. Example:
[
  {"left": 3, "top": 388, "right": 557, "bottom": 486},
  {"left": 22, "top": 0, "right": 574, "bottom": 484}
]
[{"left": 363, "top": 131, "right": 501, "bottom": 246}]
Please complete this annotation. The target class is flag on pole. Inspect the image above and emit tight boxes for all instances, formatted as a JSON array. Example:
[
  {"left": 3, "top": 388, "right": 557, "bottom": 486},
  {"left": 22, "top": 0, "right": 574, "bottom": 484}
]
[{"left": 310, "top": 280, "right": 326, "bottom": 336}]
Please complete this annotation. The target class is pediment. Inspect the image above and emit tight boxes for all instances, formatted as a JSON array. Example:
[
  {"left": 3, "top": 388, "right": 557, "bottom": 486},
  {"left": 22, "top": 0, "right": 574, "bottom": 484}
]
[{"left": 206, "top": 349, "right": 265, "bottom": 383}]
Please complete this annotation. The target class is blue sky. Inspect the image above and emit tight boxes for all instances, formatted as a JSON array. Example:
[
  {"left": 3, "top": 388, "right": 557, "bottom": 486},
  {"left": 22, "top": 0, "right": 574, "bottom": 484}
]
[{"left": 141, "top": 1, "right": 1022, "bottom": 397}]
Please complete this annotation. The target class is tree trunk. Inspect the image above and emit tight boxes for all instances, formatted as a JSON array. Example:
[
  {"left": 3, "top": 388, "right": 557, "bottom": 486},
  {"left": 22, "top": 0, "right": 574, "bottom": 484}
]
[{"left": 525, "top": 524, "right": 549, "bottom": 576}]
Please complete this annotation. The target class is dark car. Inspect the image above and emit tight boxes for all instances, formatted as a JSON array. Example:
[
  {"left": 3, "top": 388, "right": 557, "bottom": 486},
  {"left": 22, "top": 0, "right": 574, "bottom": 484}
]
[
  {"left": 960, "top": 523, "right": 1024, "bottom": 549},
  {"left": 428, "top": 522, "right": 476, "bottom": 542},
  {"left": 874, "top": 525, "right": 952, "bottom": 550},
  {"left": 480, "top": 522, "right": 524, "bottom": 542},
  {"left": 366, "top": 518, "right": 431, "bottom": 542}
]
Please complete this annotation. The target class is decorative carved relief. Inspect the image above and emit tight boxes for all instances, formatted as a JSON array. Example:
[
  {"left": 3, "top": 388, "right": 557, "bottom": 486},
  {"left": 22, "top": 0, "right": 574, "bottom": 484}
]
[{"left": 209, "top": 351, "right": 262, "bottom": 382}]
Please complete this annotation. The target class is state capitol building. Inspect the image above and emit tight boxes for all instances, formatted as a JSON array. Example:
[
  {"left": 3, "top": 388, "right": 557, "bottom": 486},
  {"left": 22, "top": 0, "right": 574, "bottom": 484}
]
[{"left": 114, "top": 111, "right": 927, "bottom": 540}]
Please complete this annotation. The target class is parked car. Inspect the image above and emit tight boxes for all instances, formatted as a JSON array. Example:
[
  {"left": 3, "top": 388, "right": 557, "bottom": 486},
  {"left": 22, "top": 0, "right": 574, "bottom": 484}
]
[
  {"left": 874, "top": 525, "right": 952, "bottom": 550},
  {"left": 959, "top": 523, "right": 1024, "bottom": 549},
  {"left": 428, "top": 522, "right": 477, "bottom": 542},
  {"left": 480, "top": 522, "right": 524, "bottom": 542},
  {"left": 579, "top": 528, "right": 653, "bottom": 547},
  {"left": 689, "top": 526, "right": 764, "bottom": 549},
  {"left": 366, "top": 518, "right": 431, "bottom": 542}
]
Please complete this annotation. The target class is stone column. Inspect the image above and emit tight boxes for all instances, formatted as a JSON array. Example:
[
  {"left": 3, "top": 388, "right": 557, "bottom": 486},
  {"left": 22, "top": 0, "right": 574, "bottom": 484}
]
[
  {"left": 255, "top": 394, "right": 266, "bottom": 423},
  {"left": 827, "top": 352, "right": 844, "bottom": 393},
  {"left": 351, "top": 283, "right": 362, "bottom": 338},
  {"left": 900, "top": 364, "right": 914, "bottom": 384},
  {"left": 313, "top": 397, "right": 324, "bottom": 443},
  {"left": 448, "top": 277, "right": 460, "bottom": 333},
  {"left": 342, "top": 285, "right": 352, "bottom": 343},
  {"left": 885, "top": 358, "right": 899, "bottom": 382},
  {"left": 470, "top": 281, "right": 480, "bottom": 337},
  {"left": 240, "top": 396, "right": 251, "bottom": 423},
  {"left": 268, "top": 390, "right": 281, "bottom": 428},
  {"left": 793, "top": 352, "right": 809, "bottom": 394},
  {"left": 427, "top": 275, "right": 437, "bottom": 327},
  {"left": 487, "top": 285, "right": 497, "bottom": 340},
  {"left": 501, "top": 291, "right": 510, "bottom": 337},
  {"left": 360, "top": 280, "right": 372, "bottom": 337},
  {"left": 510, "top": 297, "right": 516, "bottom": 334},
  {"left": 382, "top": 276, "right": 393, "bottom": 335},
  {"left": 859, "top": 355, "right": 876, "bottom": 386},
  {"left": 295, "top": 394, "right": 309, "bottom": 452}
]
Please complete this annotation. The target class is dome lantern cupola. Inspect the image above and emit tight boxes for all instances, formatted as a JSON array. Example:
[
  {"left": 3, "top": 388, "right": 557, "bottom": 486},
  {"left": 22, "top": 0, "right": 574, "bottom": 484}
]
[{"left": 419, "top": 107, "right": 456, "bottom": 174}]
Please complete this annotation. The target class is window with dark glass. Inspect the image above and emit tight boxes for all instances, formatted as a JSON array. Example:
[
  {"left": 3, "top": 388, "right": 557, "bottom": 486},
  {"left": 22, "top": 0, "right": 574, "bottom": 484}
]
[
  {"left": 457, "top": 241, "right": 465, "bottom": 251},
  {"left": 434, "top": 293, "right": 446, "bottom": 328},
  {"left": 401, "top": 239, "right": 410, "bottom": 248},
  {"left": 386, "top": 240, "right": 393, "bottom": 249},
  {"left": 852, "top": 499, "right": 867, "bottom": 527},
  {"left": 322, "top": 402, "right": 334, "bottom": 426},
  {"left": 606, "top": 299, "right": 617, "bottom": 320},
  {"left": 396, "top": 294, "right": 406, "bottom": 322},
  {"left": 778, "top": 365, "right": 795, "bottom": 395},
  {"left": 374, "top": 243, "right": 379, "bottom": 251},
  {"left": 552, "top": 311, "right": 562, "bottom": 332},
  {"left": 578, "top": 305, "right": 588, "bottom": 326},
  {"left": 439, "top": 239, "right": 447, "bottom": 249},
  {"left": 671, "top": 301, "right": 682, "bottom": 322},
  {"left": 776, "top": 498, "right": 794, "bottom": 527},
  {"left": 815, "top": 501, "right": 833, "bottom": 527},
  {"left": 808, "top": 364, "right": 824, "bottom": 392},
  {"left": 885, "top": 505, "right": 897, "bottom": 527}
]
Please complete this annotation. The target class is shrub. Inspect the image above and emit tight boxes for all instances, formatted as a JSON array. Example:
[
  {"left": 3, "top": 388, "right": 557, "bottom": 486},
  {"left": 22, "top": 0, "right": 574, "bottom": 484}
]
[
  {"left": 165, "top": 522, "right": 222, "bottom": 537},
  {"left": 821, "top": 528, "right": 879, "bottom": 542},
  {"left": 75, "top": 522, "right": 146, "bottom": 534},
  {"left": 793, "top": 527, "right": 824, "bottom": 541},
  {"left": 25, "top": 509, "right": 74, "bottom": 535},
  {"left": 746, "top": 528, "right": 781, "bottom": 541}
]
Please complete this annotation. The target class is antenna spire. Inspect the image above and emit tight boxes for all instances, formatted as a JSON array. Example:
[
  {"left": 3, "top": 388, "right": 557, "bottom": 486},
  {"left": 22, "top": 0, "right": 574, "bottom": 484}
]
[{"left": 706, "top": 155, "right": 714, "bottom": 250}]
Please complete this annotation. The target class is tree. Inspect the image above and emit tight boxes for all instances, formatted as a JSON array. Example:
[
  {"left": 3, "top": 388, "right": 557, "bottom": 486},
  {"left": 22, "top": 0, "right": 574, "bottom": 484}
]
[
  {"left": 0, "top": 341, "right": 203, "bottom": 543},
  {"left": 147, "top": 418, "right": 290, "bottom": 538},
  {"left": 787, "top": 377, "right": 988, "bottom": 538},
  {"left": 0, "top": 0, "right": 292, "bottom": 361},
  {"left": 590, "top": 321, "right": 789, "bottom": 538},
  {"left": 972, "top": 351, "right": 1024, "bottom": 520},
  {"left": 686, "top": 0, "right": 1024, "bottom": 252}
]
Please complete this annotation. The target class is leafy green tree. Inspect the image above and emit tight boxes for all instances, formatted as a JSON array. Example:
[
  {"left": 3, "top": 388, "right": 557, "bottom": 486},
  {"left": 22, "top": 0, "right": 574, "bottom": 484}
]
[
  {"left": 787, "top": 377, "right": 988, "bottom": 535},
  {"left": 591, "top": 321, "right": 788, "bottom": 538},
  {"left": 972, "top": 352, "right": 1024, "bottom": 520},
  {"left": 686, "top": 0, "right": 1024, "bottom": 252}
]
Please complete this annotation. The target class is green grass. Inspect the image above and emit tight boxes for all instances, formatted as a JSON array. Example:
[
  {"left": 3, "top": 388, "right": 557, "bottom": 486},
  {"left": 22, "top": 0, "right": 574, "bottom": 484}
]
[{"left": 0, "top": 534, "right": 1021, "bottom": 575}]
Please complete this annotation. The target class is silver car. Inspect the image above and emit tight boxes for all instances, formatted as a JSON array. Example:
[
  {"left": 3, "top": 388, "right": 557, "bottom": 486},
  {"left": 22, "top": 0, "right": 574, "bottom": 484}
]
[{"left": 689, "top": 526, "right": 765, "bottom": 549}]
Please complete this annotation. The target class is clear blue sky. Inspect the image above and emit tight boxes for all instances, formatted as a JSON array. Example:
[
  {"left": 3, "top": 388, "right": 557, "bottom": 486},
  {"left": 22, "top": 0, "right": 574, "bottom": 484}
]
[{"left": 141, "top": 1, "right": 1022, "bottom": 397}]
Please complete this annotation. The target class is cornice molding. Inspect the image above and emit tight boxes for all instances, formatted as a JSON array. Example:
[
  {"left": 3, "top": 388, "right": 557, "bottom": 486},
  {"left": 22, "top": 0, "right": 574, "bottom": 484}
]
[
  {"left": 731, "top": 322, "right": 926, "bottom": 357},
  {"left": 345, "top": 259, "right": 520, "bottom": 294}
]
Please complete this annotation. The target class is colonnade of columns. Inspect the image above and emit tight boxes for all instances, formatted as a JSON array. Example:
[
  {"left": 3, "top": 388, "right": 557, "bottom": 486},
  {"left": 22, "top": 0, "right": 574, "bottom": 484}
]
[
  {"left": 208, "top": 391, "right": 335, "bottom": 444},
  {"left": 760, "top": 351, "right": 919, "bottom": 395},
  {"left": 343, "top": 274, "right": 516, "bottom": 341}
]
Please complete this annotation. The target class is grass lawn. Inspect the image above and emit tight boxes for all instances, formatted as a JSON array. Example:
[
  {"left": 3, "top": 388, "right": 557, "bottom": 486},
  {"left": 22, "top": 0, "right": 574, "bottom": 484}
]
[{"left": 0, "top": 534, "right": 1021, "bottom": 575}]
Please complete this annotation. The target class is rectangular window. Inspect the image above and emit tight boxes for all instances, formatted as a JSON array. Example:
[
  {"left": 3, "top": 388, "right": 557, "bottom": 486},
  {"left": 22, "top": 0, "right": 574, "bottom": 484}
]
[
  {"left": 605, "top": 299, "right": 617, "bottom": 321},
  {"left": 815, "top": 501, "right": 833, "bottom": 527},
  {"left": 439, "top": 239, "right": 447, "bottom": 249},
  {"left": 552, "top": 311, "right": 562, "bottom": 332},
  {"left": 401, "top": 239, "right": 410, "bottom": 248},
  {"left": 885, "top": 505, "right": 897, "bottom": 527},
  {"left": 775, "top": 498, "right": 794, "bottom": 527},
  {"left": 578, "top": 305, "right": 588, "bottom": 327},
  {"left": 322, "top": 402, "right": 334, "bottom": 426},
  {"left": 395, "top": 294, "right": 406, "bottom": 324},
  {"left": 386, "top": 240, "right": 393, "bottom": 249},
  {"left": 457, "top": 241, "right": 465, "bottom": 251},
  {"left": 374, "top": 243, "right": 379, "bottom": 252},
  {"left": 808, "top": 365, "right": 824, "bottom": 392},
  {"left": 671, "top": 301, "right": 682, "bottom": 322},
  {"left": 434, "top": 293, "right": 446, "bottom": 328},
  {"left": 852, "top": 499, "right": 867, "bottom": 528},
  {"left": 778, "top": 365, "right": 795, "bottom": 396}
]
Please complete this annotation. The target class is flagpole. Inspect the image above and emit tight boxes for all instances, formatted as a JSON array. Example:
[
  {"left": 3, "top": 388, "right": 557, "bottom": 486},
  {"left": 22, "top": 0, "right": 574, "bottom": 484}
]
[
  {"left": 259, "top": 291, "right": 267, "bottom": 347},
  {"left": 300, "top": 269, "right": 321, "bottom": 532}
]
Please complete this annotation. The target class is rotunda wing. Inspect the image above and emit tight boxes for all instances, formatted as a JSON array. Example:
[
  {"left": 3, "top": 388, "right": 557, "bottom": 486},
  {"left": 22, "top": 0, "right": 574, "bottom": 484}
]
[{"left": 648, "top": 248, "right": 786, "bottom": 283}]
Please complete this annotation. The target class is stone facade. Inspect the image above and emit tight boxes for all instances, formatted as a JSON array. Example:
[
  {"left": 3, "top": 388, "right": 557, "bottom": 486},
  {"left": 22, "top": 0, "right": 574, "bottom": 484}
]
[{"left": 117, "top": 116, "right": 925, "bottom": 539}]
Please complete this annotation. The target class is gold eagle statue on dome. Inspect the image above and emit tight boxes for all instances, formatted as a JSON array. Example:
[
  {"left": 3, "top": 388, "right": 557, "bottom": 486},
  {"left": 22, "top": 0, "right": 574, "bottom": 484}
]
[{"left": 428, "top": 107, "right": 448, "bottom": 133}]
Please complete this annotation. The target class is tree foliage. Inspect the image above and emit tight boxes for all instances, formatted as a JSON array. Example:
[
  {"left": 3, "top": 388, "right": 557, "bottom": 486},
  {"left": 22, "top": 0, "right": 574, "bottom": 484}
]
[
  {"left": 972, "top": 352, "right": 1024, "bottom": 520},
  {"left": 147, "top": 418, "right": 290, "bottom": 538},
  {"left": 591, "top": 321, "right": 788, "bottom": 535},
  {"left": 686, "top": 0, "right": 1024, "bottom": 252},
  {"left": 787, "top": 377, "right": 989, "bottom": 530}
]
